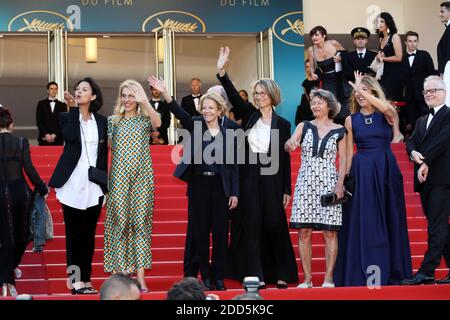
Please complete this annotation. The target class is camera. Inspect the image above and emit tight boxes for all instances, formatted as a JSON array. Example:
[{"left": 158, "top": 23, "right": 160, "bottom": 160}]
[{"left": 243, "top": 276, "right": 261, "bottom": 294}]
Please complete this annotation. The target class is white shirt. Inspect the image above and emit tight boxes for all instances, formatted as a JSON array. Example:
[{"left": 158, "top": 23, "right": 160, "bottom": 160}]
[
  {"left": 49, "top": 101, "right": 55, "bottom": 113},
  {"left": 407, "top": 50, "right": 417, "bottom": 68},
  {"left": 151, "top": 99, "right": 161, "bottom": 111},
  {"left": 55, "top": 113, "right": 104, "bottom": 210},
  {"left": 192, "top": 95, "right": 200, "bottom": 110},
  {"left": 248, "top": 118, "right": 271, "bottom": 153},
  {"left": 426, "top": 104, "right": 445, "bottom": 129},
  {"left": 356, "top": 48, "right": 367, "bottom": 59}
]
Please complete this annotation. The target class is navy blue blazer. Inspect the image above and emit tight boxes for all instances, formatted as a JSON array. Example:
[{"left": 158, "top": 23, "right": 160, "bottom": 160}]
[
  {"left": 49, "top": 107, "right": 108, "bottom": 194},
  {"left": 341, "top": 49, "right": 377, "bottom": 82},
  {"left": 166, "top": 100, "right": 239, "bottom": 198}
]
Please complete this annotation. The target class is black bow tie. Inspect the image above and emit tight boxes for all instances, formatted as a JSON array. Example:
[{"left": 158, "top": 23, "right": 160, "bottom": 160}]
[
  {"left": 407, "top": 53, "right": 416, "bottom": 57},
  {"left": 428, "top": 108, "right": 435, "bottom": 115},
  {"left": 192, "top": 95, "right": 201, "bottom": 98}
]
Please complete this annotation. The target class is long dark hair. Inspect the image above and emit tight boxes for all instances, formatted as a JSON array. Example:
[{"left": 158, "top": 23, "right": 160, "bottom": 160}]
[
  {"left": 377, "top": 12, "right": 398, "bottom": 38},
  {"left": 74, "top": 77, "right": 103, "bottom": 113}
]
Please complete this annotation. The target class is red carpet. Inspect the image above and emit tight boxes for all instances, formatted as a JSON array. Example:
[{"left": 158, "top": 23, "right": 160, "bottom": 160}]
[{"left": 3, "top": 144, "right": 449, "bottom": 299}]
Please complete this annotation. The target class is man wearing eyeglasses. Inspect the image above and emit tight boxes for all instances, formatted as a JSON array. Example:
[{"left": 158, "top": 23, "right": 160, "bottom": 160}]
[{"left": 403, "top": 76, "right": 450, "bottom": 285}]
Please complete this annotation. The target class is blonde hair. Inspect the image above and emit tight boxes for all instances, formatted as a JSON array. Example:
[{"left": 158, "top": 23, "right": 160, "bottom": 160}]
[
  {"left": 350, "top": 75, "right": 388, "bottom": 113},
  {"left": 197, "top": 91, "right": 228, "bottom": 116},
  {"left": 206, "top": 85, "right": 232, "bottom": 112},
  {"left": 112, "top": 79, "right": 150, "bottom": 124},
  {"left": 252, "top": 78, "right": 281, "bottom": 107}
]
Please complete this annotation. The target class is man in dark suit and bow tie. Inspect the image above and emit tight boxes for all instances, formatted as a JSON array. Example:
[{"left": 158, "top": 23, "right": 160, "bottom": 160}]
[
  {"left": 35, "top": 81, "right": 67, "bottom": 146},
  {"left": 180, "top": 78, "right": 202, "bottom": 117},
  {"left": 402, "top": 31, "right": 437, "bottom": 133},
  {"left": 403, "top": 76, "right": 450, "bottom": 285},
  {"left": 149, "top": 86, "right": 170, "bottom": 145},
  {"left": 438, "top": 2, "right": 450, "bottom": 106},
  {"left": 342, "top": 27, "right": 377, "bottom": 83}
]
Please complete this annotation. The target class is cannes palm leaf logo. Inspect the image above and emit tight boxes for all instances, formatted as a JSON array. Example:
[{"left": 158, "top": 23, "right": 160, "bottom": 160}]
[
  {"left": 281, "top": 18, "right": 304, "bottom": 36},
  {"left": 152, "top": 18, "right": 198, "bottom": 33}
]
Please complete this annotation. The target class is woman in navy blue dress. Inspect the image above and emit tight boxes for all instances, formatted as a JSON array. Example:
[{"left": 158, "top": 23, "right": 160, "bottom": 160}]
[{"left": 334, "top": 73, "right": 412, "bottom": 286}]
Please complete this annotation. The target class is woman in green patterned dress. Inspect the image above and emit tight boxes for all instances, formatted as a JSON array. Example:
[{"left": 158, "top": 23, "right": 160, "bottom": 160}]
[{"left": 104, "top": 80, "right": 161, "bottom": 292}]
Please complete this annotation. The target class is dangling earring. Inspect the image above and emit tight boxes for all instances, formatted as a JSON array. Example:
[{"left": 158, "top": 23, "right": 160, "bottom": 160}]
[
  {"left": 119, "top": 105, "right": 125, "bottom": 113},
  {"left": 387, "top": 28, "right": 390, "bottom": 34},
  {"left": 137, "top": 105, "right": 141, "bottom": 114}
]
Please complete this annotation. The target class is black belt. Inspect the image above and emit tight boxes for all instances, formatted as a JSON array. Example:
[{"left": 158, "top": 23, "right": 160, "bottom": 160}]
[{"left": 196, "top": 171, "right": 216, "bottom": 176}]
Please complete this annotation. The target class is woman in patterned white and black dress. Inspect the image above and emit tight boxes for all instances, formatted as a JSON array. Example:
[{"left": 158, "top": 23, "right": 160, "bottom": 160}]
[{"left": 285, "top": 89, "right": 347, "bottom": 288}]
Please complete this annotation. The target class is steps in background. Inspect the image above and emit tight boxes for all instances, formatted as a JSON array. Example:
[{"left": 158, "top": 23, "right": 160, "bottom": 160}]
[{"left": 11, "top": 144, "right": 448, "bottom": 296}]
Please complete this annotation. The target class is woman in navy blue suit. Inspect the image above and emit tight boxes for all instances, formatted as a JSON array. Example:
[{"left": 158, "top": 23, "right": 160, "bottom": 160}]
[{"left": 149, "top": 76, "right": 239, "bottom": 291}]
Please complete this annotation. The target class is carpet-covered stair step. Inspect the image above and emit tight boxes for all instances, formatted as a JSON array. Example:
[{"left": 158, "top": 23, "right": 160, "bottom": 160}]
[
  {"left": 44, "top": 195, "right": 424, "bottom": 214},
  {"left": 42, "top": 204, "right": 426, "bottom": 226},
  {"left": 35, "top": 229, "right": 430, "bottom": 251},
  {"left": 47, "top": 216, "right": 428, "bottom": 236},
  {"left": 44, "top": 208, "right": 190, "bottom": 223},
  {"left": 51, "top": 221, "right": 189, "bottom": 235},
  {"left": 14, "top": 269, "right": 450, "bottom": 295},
  {"left": 15, "top": 255, "right": 447, "bottom": 281},
  {"left": 20, "top": 241, "right": 433, "bottom": 266}
]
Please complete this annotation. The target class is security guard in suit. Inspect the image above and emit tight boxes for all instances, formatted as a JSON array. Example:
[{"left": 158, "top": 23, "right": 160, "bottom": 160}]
[{"left": 342, "top": 27, "right": 377, "bottom": 83}]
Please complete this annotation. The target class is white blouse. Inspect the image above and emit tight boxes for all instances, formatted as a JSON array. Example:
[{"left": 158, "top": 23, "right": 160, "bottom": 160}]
[
  {"left": 248, "top": 118, "right": 271, "bottom": 153},
  {"left": 55, "top": 113, "right": 104, "bottom": 210}
]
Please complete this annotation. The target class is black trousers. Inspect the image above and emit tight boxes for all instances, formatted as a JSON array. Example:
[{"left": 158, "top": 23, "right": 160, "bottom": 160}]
[
  {"left": 244, "top": 174, "right": 297, "bottom": 283},
  {"left": 62, "top": 198, "right": 102, "bottom": 283},
  {"left": 419, "top": 184, "right": 450, "bottom": 275},
  {"left": 0, "top": 242, "right": 27, "bottom": 285},
  {"left": 183, "top": 199, "right": 199, "bottom": 277},
  {"left": 189, "top": 175, "right": 229, "bottom": 281}
]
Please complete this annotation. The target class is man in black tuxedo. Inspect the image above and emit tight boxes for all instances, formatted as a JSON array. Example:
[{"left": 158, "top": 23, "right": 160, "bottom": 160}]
[
  {"left": 439, "top": 2, "right": 450, "bottom": 106},
  {"left": 180, "top": 78, "right": 202, "bottom": 117},
  {"left": 36, "top": 81, "right": 67, "bottom": 145},
  {"left": 402, "top": 76, "right": 450, "bottom": 285},
  {"left": 342, "top": 27, "right": 377, "bottom": 83},
  {"left": 149, "top": 86, "right": 170, "bottom": 145},
  {"left": 402, "top": 31, "right": 437, "bottom": 134}
]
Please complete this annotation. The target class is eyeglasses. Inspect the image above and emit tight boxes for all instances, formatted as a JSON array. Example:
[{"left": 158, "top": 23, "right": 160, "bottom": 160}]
[
  {"left": 422, "top": 88, "right": 445, "bottom": 96},
  {"left": 253, "top": 91, "right": 267, "bottom": 97}
]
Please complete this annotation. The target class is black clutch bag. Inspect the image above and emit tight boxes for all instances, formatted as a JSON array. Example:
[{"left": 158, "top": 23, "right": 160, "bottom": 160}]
[
  {"left": 88, "top": 166, "right": 107, "bottom": 188},
  {"left": 320, "top": 190, "right": 352, "bottom": 207}
]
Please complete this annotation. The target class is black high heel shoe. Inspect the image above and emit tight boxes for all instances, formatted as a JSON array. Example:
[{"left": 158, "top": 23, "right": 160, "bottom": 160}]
[
  {"left": 276, "top": 281, "right": 288, "bottom": 289},
  {"left": 71, "top": 287, "right": 97, "bottom": 295}
]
